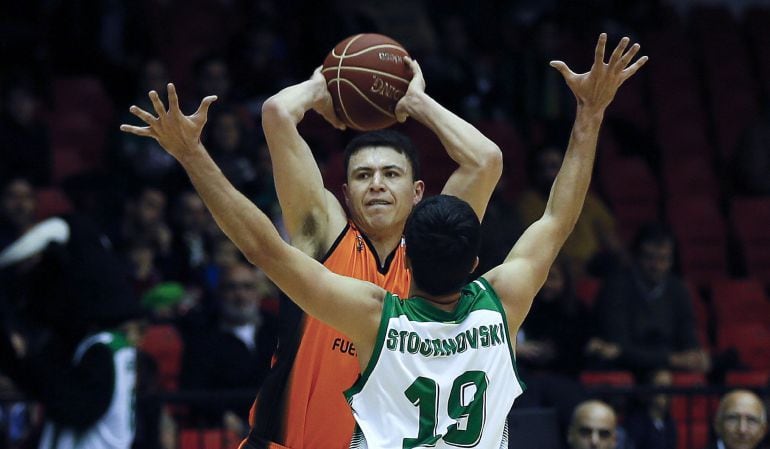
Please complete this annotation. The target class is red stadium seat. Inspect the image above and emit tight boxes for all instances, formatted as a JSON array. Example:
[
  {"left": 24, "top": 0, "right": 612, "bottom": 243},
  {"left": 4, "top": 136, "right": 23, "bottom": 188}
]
[
  {"left": 731, "top": 198, "right": 770, "bottom": 282},
  {"left": 725, "top": 371, "right": 770, "bottom": 387},
  {"left": 667, "top": 196, "right": 728, "bottom": 285},
  {"left": 179, "top": 428, "right": 239, "bottom": 449},
  {"left": 670, "top": 373, "right": 708, "bottom": 423},
  {"left": 718, "top": 323, "right": 770, "bottom": 370},
  {"left": 710, "top": 279, "right": 770, "bottom": 327},
  {"left": 579, "top": 371, "right": 634, "bottom": 387},
  {"left": 677, "top": 420, "right": 710, "bottom": 449},
  {"left": 35, "top": 187, "right": 74, "bottom": 221},
  {"left": 140, "top": 324, "right": 184, "bottom": 391}
]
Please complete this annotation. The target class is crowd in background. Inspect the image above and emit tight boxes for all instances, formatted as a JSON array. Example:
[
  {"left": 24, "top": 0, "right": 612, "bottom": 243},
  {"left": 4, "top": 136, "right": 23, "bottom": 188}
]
[{"left": 1, "top": 1, "right": 769, "bottom": 449}]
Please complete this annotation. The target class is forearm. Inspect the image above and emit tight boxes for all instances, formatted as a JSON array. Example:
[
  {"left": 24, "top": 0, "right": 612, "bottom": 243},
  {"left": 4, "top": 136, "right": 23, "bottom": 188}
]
[
  {"left": 262, "top": 80, "right": 334, "bottom": 240},
  {"left": 178, "top": 144, "right": 283, "bottom": 262},
  {"left": 403, "top": 91, "right": 501, "bottom": 169},
  {"left": 544, "top": 105, "right": 605, "bottom": 232},
  {"left": 263, "top": 78, "right": 325, "bottom": 125}
]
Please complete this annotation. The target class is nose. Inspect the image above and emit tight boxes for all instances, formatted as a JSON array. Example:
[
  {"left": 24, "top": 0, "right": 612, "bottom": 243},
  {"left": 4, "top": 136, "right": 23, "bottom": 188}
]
[
  {"left": 369, "top": 172, "right": 386, "bottom": 190},
  {"left": 738, "top": 416, "right": 749, "bottom": 433},
  {"left": 590, "top": 430, "right": 602, "bottom": 447}
]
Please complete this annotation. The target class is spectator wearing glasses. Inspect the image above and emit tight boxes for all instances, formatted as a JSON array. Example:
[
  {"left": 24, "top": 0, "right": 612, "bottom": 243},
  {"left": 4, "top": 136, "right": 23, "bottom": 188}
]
[
  {"left": 179, "top": 262, "right": 278, "bottom": 434},
  {"left": 710, "top": 390, "right": 768, "bottom": 449}
]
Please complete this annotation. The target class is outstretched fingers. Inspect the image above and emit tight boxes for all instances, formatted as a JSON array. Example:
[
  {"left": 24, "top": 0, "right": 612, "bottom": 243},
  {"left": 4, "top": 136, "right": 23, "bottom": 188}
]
[
  {"left": 194, "top": 95, "right": 218, "bottom": 118},
  {"left": 608, "top": 37, "right": 630, "bottom": 68},
  {"left": 128, "top": 105, "right": 156, "bottom": 125},
  {"left": 167, "top": 83, "right": 181, "bottom": 113},
  {"left": 149, "top": 90, "right": 167, "bottom": 117},
  {"left": 119, "top": 124, "right": 153, "bottom": 138},
  {"left": 622, "top": 55, "right": 649, "bottom": 80},
  {"left": 619, "top": 43, "right": 642, "bottom": 69},
  {"left": 593, "top": 33, "right": 608, "bottom": 66}
]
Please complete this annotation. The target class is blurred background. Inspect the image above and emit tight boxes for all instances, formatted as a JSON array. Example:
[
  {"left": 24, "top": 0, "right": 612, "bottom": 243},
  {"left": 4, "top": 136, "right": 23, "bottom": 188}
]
[{"left": 1, "top": 1, "right": 769, "bottom": 449}]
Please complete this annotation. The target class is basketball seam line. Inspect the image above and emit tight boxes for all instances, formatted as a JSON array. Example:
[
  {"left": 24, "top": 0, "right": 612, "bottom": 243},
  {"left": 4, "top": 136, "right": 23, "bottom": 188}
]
[
  {"left": 327, "top": 78, "right": 395, "bottom": 120},
  {"left": 331, "top": 43, "right": 406, "bottom": 59},
  {"left": 321, "top": 66, "right": 409, "bottom": 84},
  {"left": 337, "top": 34, "right": 363, "bottom": 130}
]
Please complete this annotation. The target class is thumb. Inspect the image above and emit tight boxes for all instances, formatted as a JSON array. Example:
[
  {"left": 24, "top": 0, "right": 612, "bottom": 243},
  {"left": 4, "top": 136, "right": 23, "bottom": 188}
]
[
  {"left": 195, "top": 95, "right": 218, "bottom": 118},
  {"left": 549, "top": 60, "right": 571, "bottom": 77}
]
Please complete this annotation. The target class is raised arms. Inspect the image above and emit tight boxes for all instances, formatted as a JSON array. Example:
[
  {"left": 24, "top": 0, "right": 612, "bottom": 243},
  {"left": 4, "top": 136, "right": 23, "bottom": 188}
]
[
  {"left": 396, "top": 57, "right": 503, "bottom": 220},
  {"left": 120, "top": 85, "right": 384, "bottom": 361},
  {"left": 484, "top": 34, "right": 648, "bottom": 333}
]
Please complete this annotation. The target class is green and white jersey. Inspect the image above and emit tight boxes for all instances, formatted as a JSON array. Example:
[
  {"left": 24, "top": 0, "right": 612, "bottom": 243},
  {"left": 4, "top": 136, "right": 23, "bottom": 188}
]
[
  {"left": 39, "top": 331, "right": 136, "bottom": 449},
  {"left": 346, "top": 277, "right": 525, "bottom": 449}
]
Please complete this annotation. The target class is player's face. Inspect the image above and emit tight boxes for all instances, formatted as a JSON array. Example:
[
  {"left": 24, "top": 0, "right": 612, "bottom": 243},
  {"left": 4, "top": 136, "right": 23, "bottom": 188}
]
[
  {"left": 568, "top": 408, "right": 617, "bottom": 449},
  {"left": 717, "top": 394, "right": 767, "bottom": 449},
  {"left": 343, "top": 147, "right": 424, "bottom": 237}
]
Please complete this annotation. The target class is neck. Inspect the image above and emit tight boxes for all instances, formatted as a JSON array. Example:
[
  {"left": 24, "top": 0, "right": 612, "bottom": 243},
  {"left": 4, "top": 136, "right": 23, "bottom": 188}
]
[
  {"left": 365, "top": 232, "right": 404, "bottom": 268},
  {"left": 410, "top": 287, "right": 462, "bottom": 312}
]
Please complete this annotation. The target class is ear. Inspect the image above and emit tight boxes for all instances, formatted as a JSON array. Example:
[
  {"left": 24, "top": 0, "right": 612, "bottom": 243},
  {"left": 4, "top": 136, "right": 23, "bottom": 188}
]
[
  {"left": 342, "top": 183, "right": 351, "bottom": 208},
  {"left": 470, "top": 256, "right": 479, "bottom": 274},
  {"left": 412, "top": 180, "right": 425, "bottom": 205}
]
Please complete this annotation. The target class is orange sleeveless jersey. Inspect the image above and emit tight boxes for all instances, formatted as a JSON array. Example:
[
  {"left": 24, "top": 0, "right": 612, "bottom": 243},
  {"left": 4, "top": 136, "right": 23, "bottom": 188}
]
[{"left": 244, "top": 222, "right": 411, "bottom": 449}]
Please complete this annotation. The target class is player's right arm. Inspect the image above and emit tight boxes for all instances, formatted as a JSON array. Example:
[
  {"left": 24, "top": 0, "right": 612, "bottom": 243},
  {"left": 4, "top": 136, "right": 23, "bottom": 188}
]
[
  {"left": 121, "top": 85, "right": 383, "bottom": 362},
  {"left": 260, "top": 69, "right": 349, "bottom": 258},
  {"left": 484, "top": 34, "right": 648, "bottom": 336}
]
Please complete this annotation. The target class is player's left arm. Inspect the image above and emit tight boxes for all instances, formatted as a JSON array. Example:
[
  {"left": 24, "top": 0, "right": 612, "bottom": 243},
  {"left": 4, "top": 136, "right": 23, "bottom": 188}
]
[
  {"left": 121, "top": 86, "right": 384, "bottom": 354},
  {"left": 484, "top": 34, "right": 647, "bottom": 334},
  {"left": 395, "top": 58, "right": 502, "bottom": 221}
]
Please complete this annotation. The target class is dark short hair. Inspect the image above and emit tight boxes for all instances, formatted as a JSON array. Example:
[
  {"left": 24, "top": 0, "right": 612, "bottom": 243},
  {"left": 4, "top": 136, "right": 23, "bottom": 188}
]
[
  {"left": 343, "top": 130, "right": 420, "bottom": 180},
  {"left": 632, "top": 222, "right": 676, "bottom": 256},
  {"left": 405, "top": 195, "right": 480, "bottom": 295}
]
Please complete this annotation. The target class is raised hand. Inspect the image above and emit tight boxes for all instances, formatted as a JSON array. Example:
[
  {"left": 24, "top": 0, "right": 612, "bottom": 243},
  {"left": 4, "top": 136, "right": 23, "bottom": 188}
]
[
  {"left": 395, "top": 56, "right": 426, "bottom": 123},
  {"left": 120, "top": 83, "right": 217, "bottom": 160},
  {"left": 310, "top": 66, "right": 347, "bottom": 130},
  {"left": 550, "top": 33, "right": 648, "bottom": 112}
]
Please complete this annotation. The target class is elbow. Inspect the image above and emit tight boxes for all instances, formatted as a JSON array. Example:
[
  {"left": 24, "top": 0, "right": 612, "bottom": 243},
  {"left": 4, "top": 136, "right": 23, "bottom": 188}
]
[
  {"left": 261, "top": 96, "right": 294, "bottom": 126},
  {"left": 479, "top": 143, "right": 503, "bottom": 179}
]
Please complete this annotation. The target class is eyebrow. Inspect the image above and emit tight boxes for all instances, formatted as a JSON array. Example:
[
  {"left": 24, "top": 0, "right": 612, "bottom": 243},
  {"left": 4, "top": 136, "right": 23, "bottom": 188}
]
[{"left": 351, "top": 165, "right": 406, "bottom": 173}]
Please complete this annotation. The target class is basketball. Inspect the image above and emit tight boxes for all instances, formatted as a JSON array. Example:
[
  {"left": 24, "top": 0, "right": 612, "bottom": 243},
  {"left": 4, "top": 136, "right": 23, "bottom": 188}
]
[{"left": 322, "top": 34, "right": 411, "bottom": 131}]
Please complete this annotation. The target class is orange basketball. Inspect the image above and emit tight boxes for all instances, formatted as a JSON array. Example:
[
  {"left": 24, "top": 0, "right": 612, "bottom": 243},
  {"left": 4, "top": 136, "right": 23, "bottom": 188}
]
[{"left": 322, "top": 34, "right": 411, "bottom": 131}]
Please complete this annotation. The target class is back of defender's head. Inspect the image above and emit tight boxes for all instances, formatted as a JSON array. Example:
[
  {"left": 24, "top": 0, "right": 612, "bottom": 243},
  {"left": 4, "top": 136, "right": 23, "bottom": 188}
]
[
  {"left": 405, "top": 195, "right": 480, "bottom": 296},
  {"left": 343, "top": 130, "right": 421, "bottom": 181}
]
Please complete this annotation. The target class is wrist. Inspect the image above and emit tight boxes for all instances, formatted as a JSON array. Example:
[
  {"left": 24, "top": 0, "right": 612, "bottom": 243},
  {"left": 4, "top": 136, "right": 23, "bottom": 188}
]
[{"left": 400, "top": 90, "right": 430, "bottom": 119}]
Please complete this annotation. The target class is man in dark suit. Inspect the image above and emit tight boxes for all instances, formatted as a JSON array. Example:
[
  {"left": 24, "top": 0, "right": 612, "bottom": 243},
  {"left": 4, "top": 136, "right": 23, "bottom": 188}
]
[{"left": 180, "top": 262, "right": 278, "bottom": 433}]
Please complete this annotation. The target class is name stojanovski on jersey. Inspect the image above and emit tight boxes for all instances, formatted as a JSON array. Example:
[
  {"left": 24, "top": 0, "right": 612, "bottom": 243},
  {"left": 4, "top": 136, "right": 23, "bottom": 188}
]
[{"left": 346, "top": 277, "right": 525, "bottom": 449}]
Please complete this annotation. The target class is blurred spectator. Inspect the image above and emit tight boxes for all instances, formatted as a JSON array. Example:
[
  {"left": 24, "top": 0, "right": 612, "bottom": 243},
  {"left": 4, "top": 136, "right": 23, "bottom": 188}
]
[
  {"left": 567, "top": 400, "right": 619, "bottom": 449},
  {"left": 204, "top": 109, "right": 263, "bottom": 200},
  {"left": 0, "top": 214, "right": 143, "bottom": 449},
  {"left": 517, "top": 257, "right": 592, "bottom": 378},
  {"left": 625, "top": 369, "right": 677, "bottom": 449},
  {"left": 0, "top": 178, "right": 37, "bottom": 248},
  {"left": 226, "top": 23, "right": 293, "bottom": 107},
  {"left": 733, "top": 108, "right": 770, "bottom": 196},
  {"left": 168, "top": 191, "right": 215, "bottom": 286},
  {"left": 588, "top": 223, "right": 710, "bottom": 377},
  {"left": 516, "top": 144, "right": 625, "bottom": 279},
  {"left": 112, "top": 59, "right": 186, "bottom": 190},
  {"left": 125, "top": 238, "right": 163, "bottom": 299},
  {"left": 513, "top": 258, "right": 591, "bottom": 441},
  {"left": 112, "top": 186, "right": 172, "bottom": 259},
  {"left": 710, "top": 390, "right": 768, "bottom": 449},
  {"left": 180, "top": 263, "right": 279, "bottom": 434},
  {"left": 476, "top": 179, "right": 523, "bottom": 274},
  {"left": 0, "top": 80, "right": 50, "bottom": 185}
]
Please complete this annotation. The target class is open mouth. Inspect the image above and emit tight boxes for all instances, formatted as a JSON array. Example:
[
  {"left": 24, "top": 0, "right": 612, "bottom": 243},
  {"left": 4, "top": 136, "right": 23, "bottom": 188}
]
[{"left": 366, "top": 199, "right": 391, "bottom": 206}]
